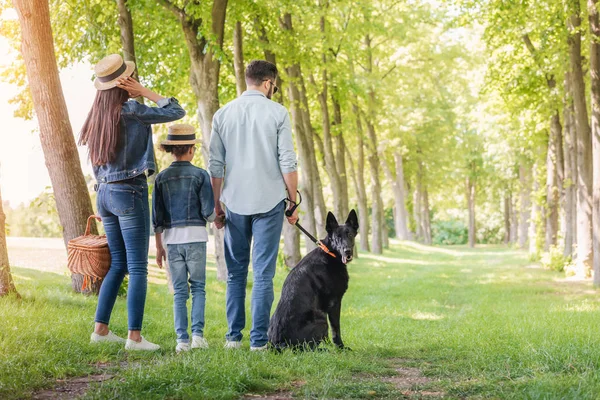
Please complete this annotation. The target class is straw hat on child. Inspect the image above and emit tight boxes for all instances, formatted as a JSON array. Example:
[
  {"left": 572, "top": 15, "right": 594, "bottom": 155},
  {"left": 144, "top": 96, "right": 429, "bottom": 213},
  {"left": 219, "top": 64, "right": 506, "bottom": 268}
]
[
  {"left": 161, "top": 124, "right": 202, "bottom": 146},
  {"left": 94, "top": 54, "right": 136, "bottom": 90}
]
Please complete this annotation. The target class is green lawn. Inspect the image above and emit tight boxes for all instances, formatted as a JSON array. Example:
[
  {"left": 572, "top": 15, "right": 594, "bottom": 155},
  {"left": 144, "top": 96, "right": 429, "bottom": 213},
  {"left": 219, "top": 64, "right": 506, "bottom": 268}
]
[{"left": 2, "top": 242, "right": 600, "bottom": 399}]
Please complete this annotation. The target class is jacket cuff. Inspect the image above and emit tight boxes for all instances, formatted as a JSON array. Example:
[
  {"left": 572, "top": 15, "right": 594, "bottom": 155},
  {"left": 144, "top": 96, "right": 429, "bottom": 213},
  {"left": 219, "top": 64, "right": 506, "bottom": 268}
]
[
  {"left": 156, "top": 97, "right": 178, "bottom": 107},
  {"left": 205, "top": 211, "right": 217, "bottom": 223}
]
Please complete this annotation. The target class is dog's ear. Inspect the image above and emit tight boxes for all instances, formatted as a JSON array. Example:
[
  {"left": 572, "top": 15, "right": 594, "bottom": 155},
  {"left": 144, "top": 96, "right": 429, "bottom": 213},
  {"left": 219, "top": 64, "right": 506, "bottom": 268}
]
[
  {"left": 326, "top": 212, "right": 339, "bottom": 234},
  {"left": 346, "top": 209, "right": 359, "bottom": 231}
]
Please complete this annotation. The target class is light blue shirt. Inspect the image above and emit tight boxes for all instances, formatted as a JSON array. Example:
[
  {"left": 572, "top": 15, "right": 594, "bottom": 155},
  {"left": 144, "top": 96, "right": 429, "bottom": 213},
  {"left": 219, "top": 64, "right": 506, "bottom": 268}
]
[{"left": 208, "top": 90, "right": 298, "bottom": 215}]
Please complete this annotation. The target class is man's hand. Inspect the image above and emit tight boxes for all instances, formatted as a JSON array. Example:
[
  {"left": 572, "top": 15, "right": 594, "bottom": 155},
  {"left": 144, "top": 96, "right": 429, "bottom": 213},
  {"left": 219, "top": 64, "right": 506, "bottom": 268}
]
[
  {"left": 214, "top": 204, "right": 226, "bottom": 230},
  {"left": 286, "top": 206, "right": 299, "bottom": 225},
  {"left": 156, "top": 246, "right": 166, "bottom": 269}
]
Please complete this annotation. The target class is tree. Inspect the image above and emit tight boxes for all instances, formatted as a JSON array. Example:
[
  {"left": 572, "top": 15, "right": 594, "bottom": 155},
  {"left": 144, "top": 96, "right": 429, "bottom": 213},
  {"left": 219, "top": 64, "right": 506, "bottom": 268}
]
[
  {"left": 589, "top": 0, "right": 600, "bottom": 285},
  {"left": 0, "top": 179, "right": 19, "bottom": 298},
  {"left": 568, "top": 0, "right": 593, "bottom": 277},
  {"left": 13, "top": 0, "right": 97, "bottom": 291},
  {"left": 116, "top": 0, "right": 142, "bottom": 102}
]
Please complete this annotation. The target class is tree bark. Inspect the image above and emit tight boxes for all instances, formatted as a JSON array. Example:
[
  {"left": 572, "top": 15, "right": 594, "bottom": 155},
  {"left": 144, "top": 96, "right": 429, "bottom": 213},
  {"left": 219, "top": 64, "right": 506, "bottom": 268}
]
[
  {"left": 381, "top": 151, "right": 410, "bottom": 240},
  {"left": 14, "top": 0, "right": 97, "bottom": 292},
  {"left": 545, "top": 113, "right": 561, "bottom": 250},
  {"left": 233, "top": 21, "right": 247, "bottom": 97},
  {"left": 0, "top": 183, "right": 18, "bottom": 298},
  {"left": 332, "top": 93, "right": 349, "bottom": 219},
  {"left": 116, "top": 0, "right": 142, "bottom": 102},
  {"left": 518, "top": 163, "right": 531, "bottom": 249},
  {"left": 422, "top": 186, "right": 432, "bottom": 245},
  {"left": 589, "top": 0, "right": 600, "bottom": 284},
  {"left": 563, "top": 73, "right": 577, "bottom": 257},
  {"left": 352, "top": 103, "right": 370, "bottom": 251},
  {"left": 466, "top": 175, "right": 476, "bottom": 248},
  {"left": 414, "top": 173, "right": 424, "bottom": 242},
  {"left": 529, "top": 162, "right": 541, "bottom": 255},
  {"left": 510, "top": 194, "right": 518, "bottom": 244},
  {"left": 164, "top": 0, "right": 228, "bottom": 280},
  {"left": 569, "top": 1, "right": 593, "bottom": 277},
  {"left": 504, "top": 193, "right": 511, "bottom": 245}
]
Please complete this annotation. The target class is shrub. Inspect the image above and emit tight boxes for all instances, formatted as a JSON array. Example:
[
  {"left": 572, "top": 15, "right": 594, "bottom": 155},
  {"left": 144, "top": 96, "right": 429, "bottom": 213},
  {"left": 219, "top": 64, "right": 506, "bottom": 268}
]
[
  {"left": 432, "top": 219, "right": 468, "bottom": 245},
  {"left": 540, "top": 245, "right": 570, "bottom": 273}
]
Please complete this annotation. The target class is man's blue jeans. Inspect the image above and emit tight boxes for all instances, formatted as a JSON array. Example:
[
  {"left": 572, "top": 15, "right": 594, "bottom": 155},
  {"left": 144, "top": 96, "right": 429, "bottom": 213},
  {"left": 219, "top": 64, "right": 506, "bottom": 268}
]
[
  {"left": 224, "top": 201, "right": 285, "bottom": 347},
  {"left": 94, "top": 177, "right": 150, "bottom": 331},
  {"left": 167, "top": 242, "right": 207, "bottom": 343}
]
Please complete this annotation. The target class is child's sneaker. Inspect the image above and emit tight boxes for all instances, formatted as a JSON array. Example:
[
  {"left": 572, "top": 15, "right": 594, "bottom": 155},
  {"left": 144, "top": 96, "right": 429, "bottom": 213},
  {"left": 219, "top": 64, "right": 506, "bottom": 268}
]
[
  {"left": 191, "top": 336, "right": 208, "bottom": 349},
  {"left": 250, "top": 344, "right": 268, "bottom": 352},
  {"left": 176, "top": 342, "right": 191, "bottom": 353}
]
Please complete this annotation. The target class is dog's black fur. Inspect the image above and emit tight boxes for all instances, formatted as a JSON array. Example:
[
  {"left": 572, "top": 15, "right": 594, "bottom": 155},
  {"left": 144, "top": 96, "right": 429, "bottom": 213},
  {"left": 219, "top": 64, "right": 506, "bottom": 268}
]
[{"left": 268, "top": 210, "right": 359, "bottom": 350}]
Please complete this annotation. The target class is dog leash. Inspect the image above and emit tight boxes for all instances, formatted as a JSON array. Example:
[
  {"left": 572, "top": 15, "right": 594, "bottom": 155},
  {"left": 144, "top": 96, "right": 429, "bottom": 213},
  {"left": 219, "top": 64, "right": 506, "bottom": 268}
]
[{"left": 285, "top": 191, "right": 337, "bottom": 259}]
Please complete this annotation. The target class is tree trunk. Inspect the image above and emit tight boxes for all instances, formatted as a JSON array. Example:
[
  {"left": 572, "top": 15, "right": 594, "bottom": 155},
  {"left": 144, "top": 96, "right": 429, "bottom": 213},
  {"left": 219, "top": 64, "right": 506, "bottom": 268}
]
[
  {"left": 366, "top": 119, "right": 383, "bottom": 254},
  {"left": 510, "top": 194, "right": 518, "bottom": 244},
  {"left": 233, "top": 20, "right": 247, "bottom": 97},
  {"left": 352, "top": 103, "right": 370, "bottom": 251},
  {"left": 332, "top": 93, "right": 349, "bottom": 219},
  {"left": 563, "top": 73, "right": 577, "bottom": 257},
  {"left": 466, "top": 176, "right": 476, "bottom": 248},
  {"left": 589, "top": 0, "right": 600, "bottom": 284},
  {"left": 529, "top": 162, "right": 542, "bottom": 255},
  {"left": 414, "top": 174, "right": 424, "bottom": 242},
  {"left": 116, "top": 0, "right": 142, "bottom": 102},
  {"left": 422, "top": 187, "right": 432, "bottom": 245},
  {"left": 545, "top": 113, "right": 561, "bottom": 250},
  {"left": 14, "top": 0, "right": 97, "bottom": 292},
  {"left": 167, "top": 0, "right": 228, "bottom": 281},
  {"left": 383, "top": 220, "right": 390, "bottom": 249},
  {"left": 518, "top": 163, "right": 531, "bottom": 249},
  {"left": 381, "top": 152, "right": 410, "bottom": 240},
  {"left": 569, "top": 1, "right": 593, "bottom": 277},
  {"left": 504, "top": 193, "right": 511, "bottom": 245},
  {"left": 0, "top": 182, "right": 19, "bottom": 298}
]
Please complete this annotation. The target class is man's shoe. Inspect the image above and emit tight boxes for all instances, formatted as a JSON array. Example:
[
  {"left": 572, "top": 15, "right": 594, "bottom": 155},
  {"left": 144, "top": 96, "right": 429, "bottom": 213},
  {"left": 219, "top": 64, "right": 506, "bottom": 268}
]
[
  {"left": 90, "top": 331, "right": 126, "bottom": 344},
  {"left": 250, "top": 344, "right": 268, "bottom": 352},
  {"left": 125, "top": 336, "right": 160, "bottom": 351},
  {"left": 191, "top": 336, "right": 209, "bottom": 349},
  {"left": 224, "top": 340, "right": 242, "bottom": 349},
  {"left": 176, "top": 342, "right": 191, "bottom": 353}
]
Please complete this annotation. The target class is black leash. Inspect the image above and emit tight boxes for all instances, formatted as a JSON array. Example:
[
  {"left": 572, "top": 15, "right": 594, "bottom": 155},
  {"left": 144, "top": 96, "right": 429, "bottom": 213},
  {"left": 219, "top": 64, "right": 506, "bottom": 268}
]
[{"left": 285, "top": 191, "right": 336, "bottom": 258}]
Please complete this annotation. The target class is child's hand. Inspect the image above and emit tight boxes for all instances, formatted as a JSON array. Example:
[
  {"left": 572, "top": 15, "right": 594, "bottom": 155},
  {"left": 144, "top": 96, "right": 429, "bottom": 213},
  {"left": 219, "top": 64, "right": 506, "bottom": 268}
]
[{"left": 157, "top": 247, "right": 166, "bottom": 269}]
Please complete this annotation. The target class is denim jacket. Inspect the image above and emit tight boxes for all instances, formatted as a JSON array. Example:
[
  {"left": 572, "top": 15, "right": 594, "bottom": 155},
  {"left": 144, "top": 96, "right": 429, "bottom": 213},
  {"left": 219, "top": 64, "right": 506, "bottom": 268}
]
[
  {"left": 94, "top": 98, "right": 186, "bottom": 183},
  {"left": 152, "top": 161, "right": 215, "bottom": 233}
]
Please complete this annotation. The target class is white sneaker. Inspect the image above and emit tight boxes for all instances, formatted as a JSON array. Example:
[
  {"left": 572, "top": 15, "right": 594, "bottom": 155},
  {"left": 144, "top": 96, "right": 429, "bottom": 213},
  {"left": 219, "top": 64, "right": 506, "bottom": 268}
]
[
  {"left": 224, "top": 340, "right": 242, "bottom": 349},
  {"left": 176, "top": 342, "right": 191, "bottom": 353},
  {"left": 125, "top": 336, "right": 160, "bottom": 351},
  {"left": 191, "top": 336, "right": 209, "bottom": 349},
  {"left": 250, "top": 344, "right": 268, "bottom": 352},
  {"left": 90, "top": 331, "right": 126, "bottom": 344}
]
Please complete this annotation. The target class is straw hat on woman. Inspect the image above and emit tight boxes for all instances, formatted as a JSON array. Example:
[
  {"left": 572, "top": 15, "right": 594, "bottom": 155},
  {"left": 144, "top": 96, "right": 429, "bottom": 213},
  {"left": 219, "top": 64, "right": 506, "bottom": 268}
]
[{"left": 80, "top": 54, "right": 186, "bottom": 351}]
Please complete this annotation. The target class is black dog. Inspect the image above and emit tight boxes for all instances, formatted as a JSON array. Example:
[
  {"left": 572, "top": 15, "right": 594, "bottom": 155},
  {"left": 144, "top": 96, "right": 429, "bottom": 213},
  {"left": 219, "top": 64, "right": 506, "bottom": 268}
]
[{"left": 268, "top": 210, "right": 359, "bottom": 350}]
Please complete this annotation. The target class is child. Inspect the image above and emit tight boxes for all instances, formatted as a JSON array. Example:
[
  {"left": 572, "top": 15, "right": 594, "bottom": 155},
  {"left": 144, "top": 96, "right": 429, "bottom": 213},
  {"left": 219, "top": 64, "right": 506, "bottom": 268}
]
[{"left": 153, "top": 124, "right": 215, "bottom": 353}]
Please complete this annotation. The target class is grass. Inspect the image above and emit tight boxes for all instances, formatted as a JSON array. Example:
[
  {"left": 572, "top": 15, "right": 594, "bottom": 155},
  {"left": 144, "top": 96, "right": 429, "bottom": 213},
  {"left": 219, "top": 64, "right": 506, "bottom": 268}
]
[{"left": 2, "top": 241, "right": 600, "bottom": 399}]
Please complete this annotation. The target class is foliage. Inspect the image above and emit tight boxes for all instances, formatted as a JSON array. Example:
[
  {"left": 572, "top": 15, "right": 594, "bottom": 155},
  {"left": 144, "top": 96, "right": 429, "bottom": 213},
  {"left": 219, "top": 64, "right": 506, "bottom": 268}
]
[
  {"left": 432, "top": 218, "right": 468, "bottom": 245},
  {"left": 5, "top": 189, "right": 62, "bottom": 238},
  {"left": 540, "top": 245, "right": 571, "bottom": 273}
]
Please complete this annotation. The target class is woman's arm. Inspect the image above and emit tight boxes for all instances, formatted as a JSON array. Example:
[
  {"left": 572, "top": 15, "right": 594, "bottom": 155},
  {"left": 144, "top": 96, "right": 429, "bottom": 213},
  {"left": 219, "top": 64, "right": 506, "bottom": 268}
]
[{"left": 117, "top": 77, "right": 186, "bottom": 124}]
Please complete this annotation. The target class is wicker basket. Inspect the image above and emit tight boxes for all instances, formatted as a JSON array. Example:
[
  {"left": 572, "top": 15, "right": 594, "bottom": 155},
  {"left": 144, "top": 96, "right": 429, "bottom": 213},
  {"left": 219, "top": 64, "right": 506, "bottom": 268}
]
[{"left": 67, "top": 215, "right": 111, "bottom": 291}]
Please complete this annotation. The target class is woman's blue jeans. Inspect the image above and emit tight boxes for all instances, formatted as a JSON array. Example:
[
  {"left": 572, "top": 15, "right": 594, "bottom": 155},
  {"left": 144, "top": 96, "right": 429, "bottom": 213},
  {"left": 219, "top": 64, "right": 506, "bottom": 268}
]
[{"left": 94, "top": 177, "right": 150, "bottom": 331}]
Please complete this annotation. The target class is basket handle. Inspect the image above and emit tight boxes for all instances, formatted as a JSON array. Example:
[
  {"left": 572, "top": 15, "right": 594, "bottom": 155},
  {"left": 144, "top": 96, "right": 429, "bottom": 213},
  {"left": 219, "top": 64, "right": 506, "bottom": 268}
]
[{"left": 85, "top": 215, "right": 102, "bottom": 236}]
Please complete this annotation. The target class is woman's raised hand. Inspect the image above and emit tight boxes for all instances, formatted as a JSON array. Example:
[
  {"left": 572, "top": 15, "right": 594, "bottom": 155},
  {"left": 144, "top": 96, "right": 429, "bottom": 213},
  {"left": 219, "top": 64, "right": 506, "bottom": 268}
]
[{"left": 116, "top": 76, "right": 147, "bottom": 98}]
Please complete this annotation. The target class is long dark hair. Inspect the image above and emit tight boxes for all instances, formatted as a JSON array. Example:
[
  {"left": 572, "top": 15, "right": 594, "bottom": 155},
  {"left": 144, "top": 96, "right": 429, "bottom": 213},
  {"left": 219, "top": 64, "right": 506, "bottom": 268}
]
[{"left": 79, "top": 87, "right": 130, "bottom": 166}]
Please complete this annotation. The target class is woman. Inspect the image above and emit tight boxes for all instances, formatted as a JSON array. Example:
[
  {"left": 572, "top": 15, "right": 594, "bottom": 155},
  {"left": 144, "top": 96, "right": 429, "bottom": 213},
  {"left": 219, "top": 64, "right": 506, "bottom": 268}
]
[{"left": 80, "top": 54, "right": 185, "bottom": 351}]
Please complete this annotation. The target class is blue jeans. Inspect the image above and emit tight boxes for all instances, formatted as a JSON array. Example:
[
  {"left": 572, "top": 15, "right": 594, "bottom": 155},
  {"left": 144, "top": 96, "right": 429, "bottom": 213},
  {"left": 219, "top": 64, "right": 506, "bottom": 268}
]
[
  {"left": 94, "top": 177, "right": 150, "bottom": 331},
  {"left": 167, "top": 242, "right": 207, "bottom": 343},
  {"left": 224, "top": 201, "right": 285, "bottom": 347}
]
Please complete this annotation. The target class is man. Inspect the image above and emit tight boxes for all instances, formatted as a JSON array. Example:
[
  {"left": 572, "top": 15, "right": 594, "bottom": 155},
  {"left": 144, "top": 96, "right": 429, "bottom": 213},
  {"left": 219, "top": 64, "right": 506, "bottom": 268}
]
[{"left": 208, "top": 60, "right": 299, "bottom": 351}]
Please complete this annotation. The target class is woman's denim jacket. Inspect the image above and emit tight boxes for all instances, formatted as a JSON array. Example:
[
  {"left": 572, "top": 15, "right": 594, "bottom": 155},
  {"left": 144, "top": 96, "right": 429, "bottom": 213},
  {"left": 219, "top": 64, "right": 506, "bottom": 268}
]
[
  {"left": 93, "top": 98, "right": 186, "bottom": 183},
  {"left": 152, "top": 161, "right": 215, "bottom": 233}
]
